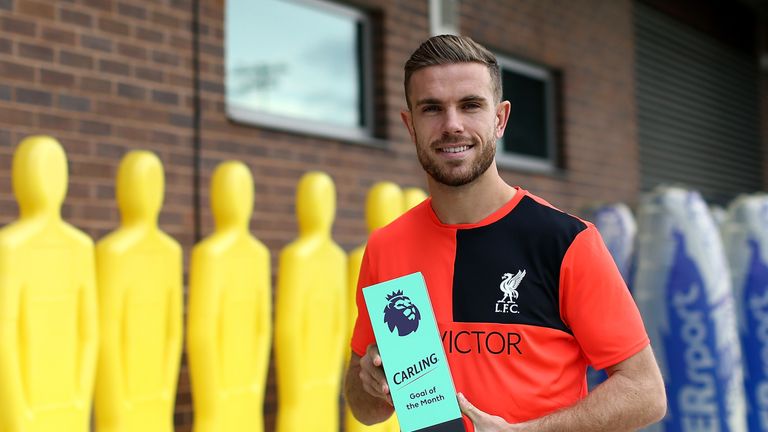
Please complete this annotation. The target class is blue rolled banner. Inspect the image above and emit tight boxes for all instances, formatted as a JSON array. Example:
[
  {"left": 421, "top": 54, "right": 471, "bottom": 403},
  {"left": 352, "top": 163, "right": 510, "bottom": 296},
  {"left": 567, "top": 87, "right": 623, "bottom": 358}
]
[
  {"left": 633, "top": 187, "right": 746, "bottom": 432},
  {"left": 723, "top": 194, "right": 768, "bottom": 432}
]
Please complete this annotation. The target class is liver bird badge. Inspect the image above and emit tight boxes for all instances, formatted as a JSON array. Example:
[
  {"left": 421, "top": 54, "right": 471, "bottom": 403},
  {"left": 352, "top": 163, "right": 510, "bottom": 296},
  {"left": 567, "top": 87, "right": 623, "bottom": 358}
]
[{"left": 499, "top": 270, "right": 526, "bottom": 303}]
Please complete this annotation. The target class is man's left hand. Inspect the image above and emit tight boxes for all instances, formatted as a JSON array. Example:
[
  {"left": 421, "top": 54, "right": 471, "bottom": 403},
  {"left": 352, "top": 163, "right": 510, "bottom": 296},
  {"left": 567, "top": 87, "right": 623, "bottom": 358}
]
[{"left": 458, "top": 393, "right": 517, "bottom": 432}]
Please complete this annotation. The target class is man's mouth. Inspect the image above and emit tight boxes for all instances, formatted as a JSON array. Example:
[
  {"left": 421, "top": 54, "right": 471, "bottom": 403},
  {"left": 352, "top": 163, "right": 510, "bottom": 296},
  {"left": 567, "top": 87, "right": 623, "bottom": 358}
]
[{"left": 439, "top": 145, "right": 472, "bottom": 153}]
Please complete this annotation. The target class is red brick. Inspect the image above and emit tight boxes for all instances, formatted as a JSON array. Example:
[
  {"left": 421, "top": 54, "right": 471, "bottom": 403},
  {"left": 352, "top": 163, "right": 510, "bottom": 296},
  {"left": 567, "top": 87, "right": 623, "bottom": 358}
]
[
  {"left": 83, "top": 0, "right": 112, "bottom": 12},
  {"left": 19, "top": 1, "right": 54, "bottom": 19},
  {"left": 151, "top": 11, "right": 179, "bottom": 28},
  {"left": 59, "top": 7, "right": 92, "bottom": 28},
  {"left": 16, "top": 88, "right": 52, "bottom": 106},
  {"left": 0, "top": 129, "right": 10, "bottom": 146},
  {"left": 0, "top": 60, "right": 34, "bottom": 81},
  {"left": 41, "top": 68, "right": 75, "bottom": 86},
  {"left": 1, "top": 16, "right": 35, "bottom": 36},
  {"left": 117, "top": 82, "right": 145, "bottom": 100},
  {"left": 117, "top": 42, "right": 146, "bottom": 60},
  {"left": 80, "top": 76, "right": 111, "bottom": 93},
  {"left": 98, "top": 17, "right": 130, "bottom": 36},
  {"left": 60, "top": 50, "right": 94, "bottom": 69},
  {"left": 58, "top": 94, "right": 90, "bottom": 112},
  {"left": 37, "top": 113, "right": 76, "bottom": 132},
  {"left": 136, "top": 66, "right": 163, "bottom": 82},
  {"left": 117, "top": 2, "right": 145, "bottom": 19},
  {"left": 99, "top": 59, "right": 130, "bottom": 76},
  {"left": 95, "top": 141, "right": 125, "bottom": 158},
  {"left": 79, "top": 119, "right": 111, "bottom": 136},
  {"left": 81, "top": 34, "right": 112, "bottom": 52},
  {"left": 18, "top": 42, "right": 54, "bottom": 62},
  {"left": 0, "top": 106, "right": 35, "bottom": 126},
  {"left": 151, "top": 50, "right": 180, "bottom": 66},
  {"left": 41, "top": 26, "right": 76, "bottom": 45},
  {"left": 169, "top": 113, "right": 193, "bottom": 128},
  {"left": 151, "top": 130, "right": 179, "bottom": 145},
  {"left": 136, "top": 26, "right": 164, "bottom": 43},
  {"left": 152, "top": 89, "right": 179, "bottom": 105},
  {"left": 112, "top": 125, "right": 149, "bottom": 141}
]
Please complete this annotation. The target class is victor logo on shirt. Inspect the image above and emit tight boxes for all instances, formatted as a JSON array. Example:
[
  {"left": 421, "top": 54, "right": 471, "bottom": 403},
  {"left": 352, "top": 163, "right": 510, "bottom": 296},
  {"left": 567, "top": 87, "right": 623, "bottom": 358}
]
[{"left": 384, "top": 290, "right": 421, "bottom": 336}]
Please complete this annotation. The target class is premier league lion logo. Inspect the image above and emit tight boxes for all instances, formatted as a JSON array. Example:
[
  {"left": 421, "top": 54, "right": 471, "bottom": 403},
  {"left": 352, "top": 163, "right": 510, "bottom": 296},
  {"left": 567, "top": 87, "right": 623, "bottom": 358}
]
[{"left": 383, "top": 290, "right": 421, "bottom": 336}]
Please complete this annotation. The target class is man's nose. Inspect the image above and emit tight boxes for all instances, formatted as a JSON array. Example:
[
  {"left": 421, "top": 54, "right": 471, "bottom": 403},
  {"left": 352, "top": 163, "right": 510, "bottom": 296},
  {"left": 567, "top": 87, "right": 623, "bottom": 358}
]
[{"left": 442, "top": 107, "right": 464, "bottom": 135}]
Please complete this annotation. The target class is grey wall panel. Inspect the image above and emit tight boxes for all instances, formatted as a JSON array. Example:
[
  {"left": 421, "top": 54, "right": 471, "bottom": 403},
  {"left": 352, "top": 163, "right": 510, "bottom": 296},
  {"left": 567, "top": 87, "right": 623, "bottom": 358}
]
[{"left": 635, "top": 2, "right": 762, "bottom": 205}]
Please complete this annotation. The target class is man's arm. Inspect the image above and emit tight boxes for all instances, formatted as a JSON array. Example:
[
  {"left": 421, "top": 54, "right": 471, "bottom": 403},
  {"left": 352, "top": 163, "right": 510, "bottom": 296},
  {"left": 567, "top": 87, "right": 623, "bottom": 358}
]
[
  {"left": 459, "top": 345, "right": 667, "bottom": 432},
  {"left": 343, "top": 344, "right": 395, "bottom": 425}
]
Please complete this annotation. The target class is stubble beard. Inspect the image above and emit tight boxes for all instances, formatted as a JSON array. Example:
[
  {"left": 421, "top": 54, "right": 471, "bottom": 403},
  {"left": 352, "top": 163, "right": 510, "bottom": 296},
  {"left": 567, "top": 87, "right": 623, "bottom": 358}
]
[{"left": 416, "top": 131, "right": 497, "bottom": 187}]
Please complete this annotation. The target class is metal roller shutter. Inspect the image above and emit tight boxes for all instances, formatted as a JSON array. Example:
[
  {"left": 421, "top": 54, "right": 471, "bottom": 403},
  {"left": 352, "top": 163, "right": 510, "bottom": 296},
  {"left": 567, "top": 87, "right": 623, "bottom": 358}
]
[{"left": 635, "top": 2, "right": 762, "bottom": 205}]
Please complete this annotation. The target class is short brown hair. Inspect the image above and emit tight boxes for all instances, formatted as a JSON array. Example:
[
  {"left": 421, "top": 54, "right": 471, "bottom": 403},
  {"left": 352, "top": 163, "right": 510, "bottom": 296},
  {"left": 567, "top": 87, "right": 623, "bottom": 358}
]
[{"left": 404, "top": 35, "right": 501, "bottom": 108}]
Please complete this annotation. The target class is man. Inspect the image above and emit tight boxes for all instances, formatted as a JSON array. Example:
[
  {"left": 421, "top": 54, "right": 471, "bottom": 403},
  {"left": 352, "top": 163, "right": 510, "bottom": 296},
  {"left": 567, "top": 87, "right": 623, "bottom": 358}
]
[{"left": 344, "top": 35, "right": 667, "bottom": 431}]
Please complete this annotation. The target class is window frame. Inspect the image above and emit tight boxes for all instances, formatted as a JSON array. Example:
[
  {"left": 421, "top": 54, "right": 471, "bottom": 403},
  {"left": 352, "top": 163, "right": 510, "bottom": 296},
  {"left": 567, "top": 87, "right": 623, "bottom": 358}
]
[
  {"left": 429, "top": 0, "right": 460, "bottom": 36},
  {"left": 225, "top": 0, "right": 377, "bottom": 144},
  {"left": 495, "top": 54, "right": 559, "bottom": 173}
]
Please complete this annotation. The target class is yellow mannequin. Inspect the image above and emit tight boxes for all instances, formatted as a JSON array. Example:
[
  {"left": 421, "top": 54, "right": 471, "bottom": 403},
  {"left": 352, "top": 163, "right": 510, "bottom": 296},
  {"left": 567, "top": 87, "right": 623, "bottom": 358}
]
[
  {"left": 0, "top": 135, "right": 99, "bottom": 431},
  {"left": 188, "top": 161, "right": 271, "bottom": 432},
  {"left": 275, "top": 171, "right": 347, "bottom": 432},
  {"left": 94, "top": 151, "right": 183, "bottom": 432},
  {"left": 346, "top": 182, "right": 403, "bottom": 432},
  {"left": 402, "top": 187, "right": 428, "bottom": 211}
]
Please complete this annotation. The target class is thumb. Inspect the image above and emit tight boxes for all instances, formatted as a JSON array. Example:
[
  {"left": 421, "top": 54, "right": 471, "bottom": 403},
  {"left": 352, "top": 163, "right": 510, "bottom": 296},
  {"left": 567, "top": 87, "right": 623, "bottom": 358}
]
[{"left": 457, "top": 393, "right": 481, "bottom": 423}]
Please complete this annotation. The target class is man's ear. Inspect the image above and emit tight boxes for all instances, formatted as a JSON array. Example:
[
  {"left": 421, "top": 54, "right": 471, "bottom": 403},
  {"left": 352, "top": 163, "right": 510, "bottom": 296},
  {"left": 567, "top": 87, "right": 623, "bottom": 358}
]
[
  {"left": 495, "top": 100, "right": 511, "bottom": 139},
  {"left": 400, "top": 110, "right": 417, "bottom": 144}
]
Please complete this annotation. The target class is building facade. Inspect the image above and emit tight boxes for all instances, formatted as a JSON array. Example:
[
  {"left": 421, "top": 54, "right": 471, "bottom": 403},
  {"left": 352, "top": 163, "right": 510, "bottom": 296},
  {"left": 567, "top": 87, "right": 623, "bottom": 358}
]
[{"left": 0, "top": 0, "right": 765, "bottom": 430}]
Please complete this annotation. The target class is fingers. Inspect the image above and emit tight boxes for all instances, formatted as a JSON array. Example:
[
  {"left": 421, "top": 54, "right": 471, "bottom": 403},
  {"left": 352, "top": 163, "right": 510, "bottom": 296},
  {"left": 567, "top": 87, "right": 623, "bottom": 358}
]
[
  {"left": 366, "top": 344, "right": 383, "bottom": 367},
  {"left": 362, "top": 346, "right": 387, "bottom": 390},
  {"left": 457, "top": 393, "right": 480, "bottom": 424},
  {"left": 360, "top": 344, "right": 392, "bottom": 405},
  {"left": 458, "top": 393, "right": 510, "bottom": 431}
]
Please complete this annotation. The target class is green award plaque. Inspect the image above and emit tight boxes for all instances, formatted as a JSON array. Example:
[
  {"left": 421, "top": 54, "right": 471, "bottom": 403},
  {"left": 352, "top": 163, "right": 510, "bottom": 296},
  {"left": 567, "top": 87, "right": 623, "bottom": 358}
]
[{"left": 362, "top": 272, "right": 466, "bottom": 432}]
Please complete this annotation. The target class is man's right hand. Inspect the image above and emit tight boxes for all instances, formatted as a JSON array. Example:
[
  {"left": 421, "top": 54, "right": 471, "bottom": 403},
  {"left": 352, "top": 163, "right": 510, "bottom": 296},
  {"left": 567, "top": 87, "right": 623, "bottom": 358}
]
[
  {"left": 358, "top": 344, "right": 393, "bottom": 405},
  {"left": 344, "top": 344, "right": 396, "bottom": 425}
]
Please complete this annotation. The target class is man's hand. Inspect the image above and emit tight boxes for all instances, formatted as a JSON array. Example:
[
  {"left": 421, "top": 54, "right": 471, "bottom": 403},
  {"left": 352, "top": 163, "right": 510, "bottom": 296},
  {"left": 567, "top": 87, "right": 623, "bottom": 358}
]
[
  {"left": 457, "top": 346, "right": 666, "bottom": 432},
  {"left": 458, "top": 393, "right": 514, "bottom": 432},
  {"left": 344, "top": 344, "right": 395, "bottom": 425},
  {"left": 359, "top": 344, "right": 393, "bottom": 405}
]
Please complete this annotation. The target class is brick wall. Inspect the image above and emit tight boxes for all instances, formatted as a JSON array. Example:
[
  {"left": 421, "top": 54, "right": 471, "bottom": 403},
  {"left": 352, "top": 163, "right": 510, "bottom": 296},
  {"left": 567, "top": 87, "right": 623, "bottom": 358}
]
[
  {"left": 460, "top": 0, "right": 639, "bottom": 212},
  {"left": 0, "top": 0, "right": 199, "bottom": 428},
  {"left": 0, "top": 0, "right": 196, "bottom": 243},
  {"left": 0, "top": 0, "right": 745, "bottom": 431}
]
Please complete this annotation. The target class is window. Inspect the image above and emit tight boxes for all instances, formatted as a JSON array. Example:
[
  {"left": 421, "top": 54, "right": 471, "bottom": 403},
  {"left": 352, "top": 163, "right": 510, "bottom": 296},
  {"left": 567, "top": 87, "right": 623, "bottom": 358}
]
[
  {"left": 226, "top": 0, "right": 373, "bottom": 142},
  {"left": 496, "top": 55, "right": 559, "bottom": 172},
  {"left": 429, "top": 0, "right": 460, "bottom": 36}
]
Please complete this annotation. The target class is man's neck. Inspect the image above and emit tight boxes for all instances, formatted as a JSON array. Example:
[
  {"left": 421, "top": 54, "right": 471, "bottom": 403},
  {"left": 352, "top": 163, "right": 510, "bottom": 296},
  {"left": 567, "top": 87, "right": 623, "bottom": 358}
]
[{"left": 428, "top": 168, "right": 517, "bottom": 225}]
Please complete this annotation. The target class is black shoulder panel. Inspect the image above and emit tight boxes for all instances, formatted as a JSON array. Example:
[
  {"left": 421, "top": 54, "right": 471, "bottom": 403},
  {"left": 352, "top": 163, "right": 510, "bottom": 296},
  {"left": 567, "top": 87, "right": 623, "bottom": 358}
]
[{"left": 452, "top": 196, "right": 587, "bottom": 333}]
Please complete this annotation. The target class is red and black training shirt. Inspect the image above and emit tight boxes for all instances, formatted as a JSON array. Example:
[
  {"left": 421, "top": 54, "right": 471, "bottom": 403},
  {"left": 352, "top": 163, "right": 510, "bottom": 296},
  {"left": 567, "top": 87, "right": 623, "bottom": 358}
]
[{"left": 351, "top": 188, "right": 649, "bottom": 430}]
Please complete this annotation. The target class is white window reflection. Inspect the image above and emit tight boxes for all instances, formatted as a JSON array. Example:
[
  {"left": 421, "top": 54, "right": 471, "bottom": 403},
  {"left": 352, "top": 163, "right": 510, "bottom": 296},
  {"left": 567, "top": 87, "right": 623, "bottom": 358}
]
[{"left": 226, "top": 0, "right": 371, "bottom": 140}]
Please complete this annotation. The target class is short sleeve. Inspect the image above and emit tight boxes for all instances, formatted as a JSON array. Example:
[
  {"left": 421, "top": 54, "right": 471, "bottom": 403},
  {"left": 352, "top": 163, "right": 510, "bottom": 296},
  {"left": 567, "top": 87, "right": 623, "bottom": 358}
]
[
  {"left": 350, "top": 246, "right": 377, "bottom": 357},
  {"left": 560, "top": 225, "right": 649, "bottom": 370}
]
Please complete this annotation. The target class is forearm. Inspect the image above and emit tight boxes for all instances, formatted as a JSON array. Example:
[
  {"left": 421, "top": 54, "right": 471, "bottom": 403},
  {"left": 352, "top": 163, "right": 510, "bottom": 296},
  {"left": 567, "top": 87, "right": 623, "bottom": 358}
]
[
  {"left": 343, "top": 358, "right": 394, "bottom": 425},
  {"left": 518, "top": 373, "right": 664, "bottom": 431},
  {"left": 515, "top": 348, "right": 666, "bottom": 432}
]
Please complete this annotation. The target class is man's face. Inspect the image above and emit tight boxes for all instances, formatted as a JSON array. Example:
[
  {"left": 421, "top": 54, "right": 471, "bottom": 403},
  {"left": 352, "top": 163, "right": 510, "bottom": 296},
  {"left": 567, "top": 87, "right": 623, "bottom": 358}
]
[{"left": 401, "top": 62, "right": 510, "bottom": 187}]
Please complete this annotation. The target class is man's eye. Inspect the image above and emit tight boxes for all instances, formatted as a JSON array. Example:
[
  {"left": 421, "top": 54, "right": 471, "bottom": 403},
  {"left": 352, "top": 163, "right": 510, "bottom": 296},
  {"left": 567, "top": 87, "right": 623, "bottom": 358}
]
[
  {"left": 463, "top": 103, "right": 481, "bottom": 110},
  {"left": 422, "top": 105, "right": 440, "bottom": 113}
]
